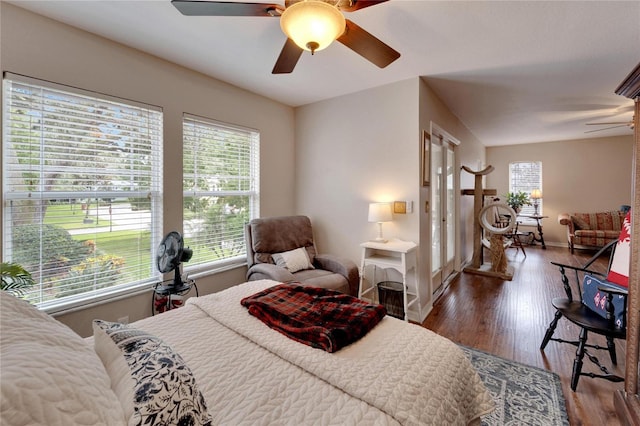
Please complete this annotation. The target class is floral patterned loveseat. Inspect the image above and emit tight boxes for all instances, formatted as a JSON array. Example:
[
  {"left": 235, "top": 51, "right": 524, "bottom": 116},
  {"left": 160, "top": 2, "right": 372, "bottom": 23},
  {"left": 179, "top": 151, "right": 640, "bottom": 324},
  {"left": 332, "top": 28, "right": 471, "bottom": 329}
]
[{"left": 558, "top": 210, "right": 626, "bottom": 253}]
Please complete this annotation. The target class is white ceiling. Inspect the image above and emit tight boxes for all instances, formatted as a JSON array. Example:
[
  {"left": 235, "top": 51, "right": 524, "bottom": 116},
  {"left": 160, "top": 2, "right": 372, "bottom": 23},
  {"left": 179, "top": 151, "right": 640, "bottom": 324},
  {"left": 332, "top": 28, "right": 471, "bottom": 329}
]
[{"left": 8, "top": 0, "right": 640, "bottom": 146}]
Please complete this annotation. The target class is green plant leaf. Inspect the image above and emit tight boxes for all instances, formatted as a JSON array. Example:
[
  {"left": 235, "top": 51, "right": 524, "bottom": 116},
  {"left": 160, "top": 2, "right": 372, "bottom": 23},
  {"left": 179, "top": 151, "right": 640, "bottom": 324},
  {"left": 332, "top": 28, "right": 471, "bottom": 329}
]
[
  {"left": 1, "top": 262, "right": 35, "bottom": 297},
  {"left": 504, "top": 191, "right": 531, "bottom": 210}
]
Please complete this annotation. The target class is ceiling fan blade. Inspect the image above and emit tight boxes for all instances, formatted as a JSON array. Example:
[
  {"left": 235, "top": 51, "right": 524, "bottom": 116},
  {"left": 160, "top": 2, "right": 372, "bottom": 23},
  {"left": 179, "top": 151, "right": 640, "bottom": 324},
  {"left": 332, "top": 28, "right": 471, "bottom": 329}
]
[
  {"left": 272, "top": 38, "right": 304, "bottom": 74},
  {"left": 339, "top": 0, "right": 389, "bottom": 12},
  {"left": 337, "top": 19, "right": 400, "bottom": 68},
  {"left": 585, "top": 124, "right": 628, "bottom": 134},
  {"left": 171, "top": 0, "right": 282, "bottom": 17}
]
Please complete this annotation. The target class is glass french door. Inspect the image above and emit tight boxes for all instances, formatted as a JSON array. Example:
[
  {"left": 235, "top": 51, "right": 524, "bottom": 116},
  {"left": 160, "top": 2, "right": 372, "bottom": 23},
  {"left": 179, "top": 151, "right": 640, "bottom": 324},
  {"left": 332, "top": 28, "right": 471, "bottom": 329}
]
[{"left": 431, "top": 134, "right": 456, "bottom": 299}]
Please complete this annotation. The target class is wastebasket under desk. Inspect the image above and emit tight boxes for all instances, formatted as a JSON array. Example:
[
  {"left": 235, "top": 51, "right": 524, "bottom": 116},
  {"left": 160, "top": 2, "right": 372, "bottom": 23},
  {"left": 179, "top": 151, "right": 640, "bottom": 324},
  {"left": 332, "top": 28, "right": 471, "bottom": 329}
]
[
  {"left": 377, "top": 280, "right": 405, "bottom": 320},
  {"left": 358, "top": 239, "right": 419, "bottom": 322}
]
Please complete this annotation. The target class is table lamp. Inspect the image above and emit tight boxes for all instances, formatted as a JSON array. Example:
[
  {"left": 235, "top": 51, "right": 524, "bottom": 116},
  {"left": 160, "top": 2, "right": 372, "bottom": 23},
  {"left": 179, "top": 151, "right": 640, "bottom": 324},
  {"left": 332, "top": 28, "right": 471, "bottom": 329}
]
[
  {"left": 530, "top": 189, "right": 542, "bottom": 215},
  {"left": 368, "top": 202, "right": 393, "bottom": 243}
]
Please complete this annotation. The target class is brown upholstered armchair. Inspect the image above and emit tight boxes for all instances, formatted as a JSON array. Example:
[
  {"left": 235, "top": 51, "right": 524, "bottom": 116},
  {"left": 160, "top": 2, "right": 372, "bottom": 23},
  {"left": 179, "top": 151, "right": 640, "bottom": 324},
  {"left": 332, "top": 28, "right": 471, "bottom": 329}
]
[{"left": 244, "top": 215, "right": 359, "bottom": 296}]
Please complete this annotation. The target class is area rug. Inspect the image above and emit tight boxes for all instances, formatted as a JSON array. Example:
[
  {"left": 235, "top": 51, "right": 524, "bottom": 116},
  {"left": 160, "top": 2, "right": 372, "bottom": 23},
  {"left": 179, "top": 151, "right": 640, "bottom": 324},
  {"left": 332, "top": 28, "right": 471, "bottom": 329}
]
[{"left": 460, "top": 346, "right": 569, "bottom": 426}]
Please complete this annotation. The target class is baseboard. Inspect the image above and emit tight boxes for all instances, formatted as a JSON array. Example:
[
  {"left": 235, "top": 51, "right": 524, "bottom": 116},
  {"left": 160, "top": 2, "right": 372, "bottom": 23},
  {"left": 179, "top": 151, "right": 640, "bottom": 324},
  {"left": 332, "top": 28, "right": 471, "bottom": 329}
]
[
  {"left": 539, "top": 241, "right": 566, "bottom": 248},
  {"left": 415, "top": 302, "right": 431, "bottom": 323}
]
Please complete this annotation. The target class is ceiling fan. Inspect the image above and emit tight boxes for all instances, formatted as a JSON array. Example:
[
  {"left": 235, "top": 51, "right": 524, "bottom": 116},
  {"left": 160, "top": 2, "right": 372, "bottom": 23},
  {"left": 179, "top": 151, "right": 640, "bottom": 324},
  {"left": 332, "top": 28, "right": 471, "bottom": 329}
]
[
  {"left": 585, "top": 116, "right": 635, "bottom": 134},
  {"left": 171, "top": 0, "right": 400, "bottom": 74}
]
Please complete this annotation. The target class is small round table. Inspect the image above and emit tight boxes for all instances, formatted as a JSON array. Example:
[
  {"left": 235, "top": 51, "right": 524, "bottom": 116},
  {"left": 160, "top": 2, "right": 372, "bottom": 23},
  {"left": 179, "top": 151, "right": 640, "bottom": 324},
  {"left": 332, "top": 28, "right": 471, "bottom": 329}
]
[{"left": 151, "top": 279, "right": 198, "bottom": 315}]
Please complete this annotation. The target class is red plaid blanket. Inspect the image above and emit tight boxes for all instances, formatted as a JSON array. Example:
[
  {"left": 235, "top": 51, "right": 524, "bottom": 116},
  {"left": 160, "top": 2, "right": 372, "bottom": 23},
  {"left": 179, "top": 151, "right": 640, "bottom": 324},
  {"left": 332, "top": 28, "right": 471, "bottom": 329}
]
[{"left": 240, "top": 283, "right": 387, "bottom": 353}]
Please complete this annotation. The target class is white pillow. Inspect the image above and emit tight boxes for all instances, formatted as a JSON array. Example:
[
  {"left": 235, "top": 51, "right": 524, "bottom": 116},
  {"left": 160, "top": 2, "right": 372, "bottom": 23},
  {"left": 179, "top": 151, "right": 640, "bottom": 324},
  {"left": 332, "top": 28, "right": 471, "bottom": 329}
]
[
  {"left": 93, "top": 320, "right": 212, "bottom": 426},
  {"left": 272, "top": 247, "right": 314, "bottom": 273},
  {"left": 0, "top": 291, "right": 126, "bottom": 426},
  {"left": 93, "top": 321, "right": 135, "bottom": 420}
]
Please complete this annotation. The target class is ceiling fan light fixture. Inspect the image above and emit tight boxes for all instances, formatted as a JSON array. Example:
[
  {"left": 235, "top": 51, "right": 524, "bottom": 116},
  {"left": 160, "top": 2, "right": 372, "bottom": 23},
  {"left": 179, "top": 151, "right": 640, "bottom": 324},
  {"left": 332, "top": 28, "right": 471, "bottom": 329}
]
[{"left": 280, "top": 0, "right": 346, "bottom": 54}]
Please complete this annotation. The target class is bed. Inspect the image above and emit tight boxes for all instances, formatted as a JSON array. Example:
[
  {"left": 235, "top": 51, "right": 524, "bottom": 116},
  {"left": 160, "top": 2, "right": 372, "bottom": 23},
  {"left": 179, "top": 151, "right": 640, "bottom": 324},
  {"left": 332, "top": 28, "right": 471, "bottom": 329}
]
[{"left": 0, "top": 279, "right": 494, "bottom": 425}]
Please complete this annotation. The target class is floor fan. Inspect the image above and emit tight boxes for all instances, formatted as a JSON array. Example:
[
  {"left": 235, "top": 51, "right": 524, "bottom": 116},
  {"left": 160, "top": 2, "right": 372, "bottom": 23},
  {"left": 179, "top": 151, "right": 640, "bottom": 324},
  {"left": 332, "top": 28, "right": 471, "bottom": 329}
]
[{"left": 155, "top": 231, "right": 193, "bottom": 312}]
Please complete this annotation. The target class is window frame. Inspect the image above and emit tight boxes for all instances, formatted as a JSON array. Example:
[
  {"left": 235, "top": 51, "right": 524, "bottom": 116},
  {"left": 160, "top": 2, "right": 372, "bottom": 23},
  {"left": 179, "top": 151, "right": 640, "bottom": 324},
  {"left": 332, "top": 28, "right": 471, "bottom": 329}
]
[
  {"left": 2, "top": 73, "right": 164, "bottom": 313},
  {"left": 508, "top": 160, "right": 542, "bottom": 222},
  {"left": 182, "top": 113, "right": 260, "bottom": 275}
]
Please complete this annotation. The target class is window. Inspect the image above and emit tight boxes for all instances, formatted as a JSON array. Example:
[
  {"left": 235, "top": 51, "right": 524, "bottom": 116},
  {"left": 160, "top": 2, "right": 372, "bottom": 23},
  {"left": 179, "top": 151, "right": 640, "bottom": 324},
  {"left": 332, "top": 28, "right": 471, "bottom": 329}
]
[
  {"left": 182, "top": 114, "right": 259, "bottom": 271},
  {"left": 509, "top": 161, "right": 542, "bottom": 216},
  {"left": 2, "top": 74, "right": 163, "bottom": 311}
]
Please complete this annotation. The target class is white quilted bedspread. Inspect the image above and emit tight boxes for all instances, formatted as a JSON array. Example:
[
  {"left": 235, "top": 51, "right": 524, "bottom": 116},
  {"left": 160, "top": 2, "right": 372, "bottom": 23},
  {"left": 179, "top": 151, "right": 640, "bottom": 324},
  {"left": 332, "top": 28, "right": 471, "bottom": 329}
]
[
  {"left": 186, "top": 280, "right": 494, "bottom": 425},
  {"left": 133, "top": 285, "right": 400, "bottom": 425},
  {"left": 1, "top": 280, "right": 493, "bottom": 425},
  {"left": 0, "top": 292, "right": 126, "bottom": 426}
]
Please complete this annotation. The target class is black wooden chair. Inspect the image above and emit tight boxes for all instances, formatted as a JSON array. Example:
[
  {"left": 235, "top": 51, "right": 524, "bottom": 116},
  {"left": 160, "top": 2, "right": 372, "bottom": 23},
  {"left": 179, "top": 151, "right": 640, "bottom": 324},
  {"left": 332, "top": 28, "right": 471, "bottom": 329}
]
[
  {"left": 496, "top": 213, "right": 526, "bottom": 257},
  {"left": 505, "top": 219, "right": 527, "bottom": 257},
  {"left": 540, "top": 240, "right": 628, "bottom": 391}
]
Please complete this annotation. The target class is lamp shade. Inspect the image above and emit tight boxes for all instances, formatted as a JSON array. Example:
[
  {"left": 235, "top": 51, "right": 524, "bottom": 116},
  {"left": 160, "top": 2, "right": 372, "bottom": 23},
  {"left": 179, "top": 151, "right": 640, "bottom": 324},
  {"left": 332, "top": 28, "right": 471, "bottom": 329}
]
[
  {"left": 530, "top": 189, "right": 542, "bottom": 199},
  {"left": 280, "top": 0, "right": 346, "bottom": 53},
  {"left": 368, "top": 202, "right": 393, "bottom": 223}
]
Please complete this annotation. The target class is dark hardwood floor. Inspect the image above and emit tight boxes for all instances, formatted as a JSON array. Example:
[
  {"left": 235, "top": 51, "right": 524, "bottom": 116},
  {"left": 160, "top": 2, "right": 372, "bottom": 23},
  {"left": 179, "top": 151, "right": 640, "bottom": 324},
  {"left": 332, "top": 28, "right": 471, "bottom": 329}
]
[{"left": 422, "top": 244, "right": 625, "bottom": 426}]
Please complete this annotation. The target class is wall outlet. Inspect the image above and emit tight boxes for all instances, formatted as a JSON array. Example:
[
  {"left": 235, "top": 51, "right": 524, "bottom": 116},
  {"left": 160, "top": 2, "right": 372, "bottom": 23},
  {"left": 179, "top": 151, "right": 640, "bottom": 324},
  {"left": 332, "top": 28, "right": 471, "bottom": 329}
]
[{"left": 117, "top": 315, "right": 129, "bottom": 324}]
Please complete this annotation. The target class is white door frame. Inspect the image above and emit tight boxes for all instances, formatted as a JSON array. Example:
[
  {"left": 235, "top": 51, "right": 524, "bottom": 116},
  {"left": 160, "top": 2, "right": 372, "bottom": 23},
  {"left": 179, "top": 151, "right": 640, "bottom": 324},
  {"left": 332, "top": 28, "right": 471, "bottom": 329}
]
[{"left": 430, "top": 122, "right": 460, "bottom": 300}]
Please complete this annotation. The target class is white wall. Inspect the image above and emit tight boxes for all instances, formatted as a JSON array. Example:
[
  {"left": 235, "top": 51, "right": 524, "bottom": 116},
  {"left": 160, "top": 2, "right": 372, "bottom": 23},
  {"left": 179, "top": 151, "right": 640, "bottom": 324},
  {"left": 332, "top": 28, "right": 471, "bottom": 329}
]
[
  {"left": 295, "top": 78, "right": 420, "bottom": 259},
  {"left": 295, "top": 78, "right": 487, "bottom": 320},
  {"left": 418, "top": 79, "right": 487, "bottom": 269},
  {"left": 0, "top": 4, "right": 296, "bottom": 336},
  {"left": 486, "top": 135, "right": 633, "bottom": 247},
  {"left": 295, "top": 78, "right": 422, "bottom": 316}
]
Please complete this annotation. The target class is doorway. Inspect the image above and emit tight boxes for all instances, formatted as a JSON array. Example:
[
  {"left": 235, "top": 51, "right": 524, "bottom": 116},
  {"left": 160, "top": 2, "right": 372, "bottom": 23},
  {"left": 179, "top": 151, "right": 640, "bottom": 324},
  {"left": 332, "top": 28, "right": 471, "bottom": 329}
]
[{"left": 430, "top": 125, "right": 459, "bottom": 299}]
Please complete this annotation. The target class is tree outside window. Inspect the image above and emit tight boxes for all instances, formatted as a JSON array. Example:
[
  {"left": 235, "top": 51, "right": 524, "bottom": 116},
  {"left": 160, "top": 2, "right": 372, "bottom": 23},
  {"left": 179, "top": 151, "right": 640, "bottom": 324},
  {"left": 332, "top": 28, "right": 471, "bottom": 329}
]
[{"left": 182, "top": 115, "right": 259, "bottom": 271}]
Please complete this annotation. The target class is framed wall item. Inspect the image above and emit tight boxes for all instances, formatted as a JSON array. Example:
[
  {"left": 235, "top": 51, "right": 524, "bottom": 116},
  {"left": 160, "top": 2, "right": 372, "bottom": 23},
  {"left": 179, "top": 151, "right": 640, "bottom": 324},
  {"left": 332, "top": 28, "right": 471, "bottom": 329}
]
[
  {"left": 422, "top": 131, "right": 430, "bottom": 186},
  {"left": 393, "top": 201, "right": 407, "bottom": 214}
]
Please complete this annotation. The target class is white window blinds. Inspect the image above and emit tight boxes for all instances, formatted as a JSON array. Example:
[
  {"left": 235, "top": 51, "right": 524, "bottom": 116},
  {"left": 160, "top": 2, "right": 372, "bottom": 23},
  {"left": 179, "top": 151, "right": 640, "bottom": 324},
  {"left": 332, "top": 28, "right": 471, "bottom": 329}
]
[
  {"left": 2, "top": 74, "right": 163, "bottom": 310},
  {"left": 509, "top": 161, "right": 542, "bottom": 216},
  {"left": 182, "top": 114, "right": 259, "bottom": 270}
]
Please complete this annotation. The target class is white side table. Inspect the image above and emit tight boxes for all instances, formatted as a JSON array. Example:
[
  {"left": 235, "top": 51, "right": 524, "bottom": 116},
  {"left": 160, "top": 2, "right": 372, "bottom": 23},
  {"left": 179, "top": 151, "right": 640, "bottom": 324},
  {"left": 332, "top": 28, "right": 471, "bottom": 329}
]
[{"left": 359, "top": 239, "right": 419, "bottom": 322}]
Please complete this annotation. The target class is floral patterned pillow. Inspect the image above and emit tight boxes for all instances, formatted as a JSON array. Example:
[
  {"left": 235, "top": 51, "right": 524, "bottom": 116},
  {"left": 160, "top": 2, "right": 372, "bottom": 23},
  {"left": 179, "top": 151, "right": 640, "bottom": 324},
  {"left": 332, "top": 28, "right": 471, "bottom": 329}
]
[{"left": 93, "top": 320, "right": 212, "bottom": 426}]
